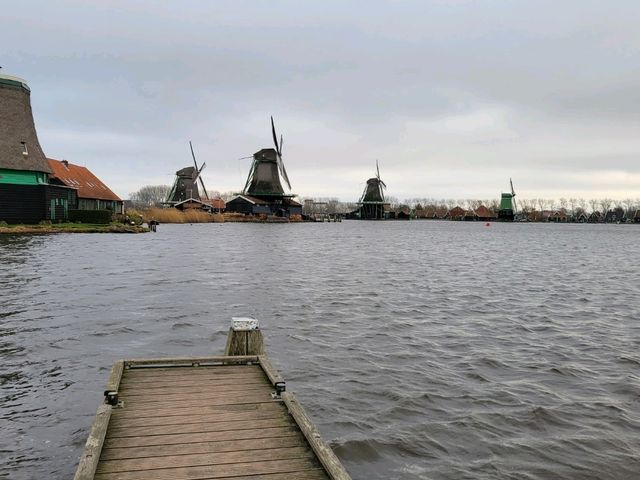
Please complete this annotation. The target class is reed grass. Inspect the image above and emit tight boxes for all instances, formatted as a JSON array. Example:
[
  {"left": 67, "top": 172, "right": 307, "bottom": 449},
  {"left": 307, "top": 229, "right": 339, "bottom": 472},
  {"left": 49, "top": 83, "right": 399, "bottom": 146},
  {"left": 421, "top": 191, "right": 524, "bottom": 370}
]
[{"left": 137, "top": 207, "right": 224, "bottom": 223}]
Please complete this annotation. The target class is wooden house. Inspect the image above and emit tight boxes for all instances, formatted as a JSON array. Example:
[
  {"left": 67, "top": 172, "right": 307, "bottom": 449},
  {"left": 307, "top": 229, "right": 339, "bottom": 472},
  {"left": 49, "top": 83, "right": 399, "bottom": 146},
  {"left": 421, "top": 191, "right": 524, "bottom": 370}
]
[
  {"left": 48, "top": 159, "right": 124, "bottom": 214},
  {"left": 588, "top": 211, "right": 602, "bottom": 223},
  {"left": 474, "top": 205, "right": 497, "bottom": 221},
  {"left": 0, "top": 72, "right": 75, "bottom": 223},
  {"left": 446, "top": 206, "right": 465, "bottom": 221}
]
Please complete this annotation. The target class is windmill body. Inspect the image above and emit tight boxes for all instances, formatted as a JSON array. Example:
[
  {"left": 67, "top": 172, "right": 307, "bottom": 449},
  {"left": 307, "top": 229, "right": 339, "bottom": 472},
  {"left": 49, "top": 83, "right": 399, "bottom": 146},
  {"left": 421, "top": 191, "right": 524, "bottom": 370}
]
[
  {"left": 166, "top": 166, "right": 201, "bottom": 203},
  {"left": 164, "top": 142, "right": 216, "bottom": 211},
  {"left": 497, "top": 178, "right": 517, "bottom": 221},
  {"left": 356, "top": 162, "right": 389, "bottom": 220},
  {"left": 243, "top": 148, "right": 286, "bottom": 197},
  {"left": 227, "top": 117, "right": 302, "bottom": 218}
]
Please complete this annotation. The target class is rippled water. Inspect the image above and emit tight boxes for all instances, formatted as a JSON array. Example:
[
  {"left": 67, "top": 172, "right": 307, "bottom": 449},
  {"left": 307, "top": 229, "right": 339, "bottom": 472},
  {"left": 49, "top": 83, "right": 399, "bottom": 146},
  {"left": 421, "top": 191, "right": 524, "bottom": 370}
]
[{"left": 1, "top": 221, "right": 639, "bottom": 479}]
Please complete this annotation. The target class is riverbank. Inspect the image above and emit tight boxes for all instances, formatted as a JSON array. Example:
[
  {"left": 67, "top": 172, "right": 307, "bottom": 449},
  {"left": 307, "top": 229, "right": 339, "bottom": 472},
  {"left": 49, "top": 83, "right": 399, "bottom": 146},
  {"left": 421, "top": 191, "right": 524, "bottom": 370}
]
[
  {"left": 131, "top": 208, "right": 302, "bottom": 223},
  {"left": 0, "top": 222, "right": 148, "bottom": 234}
]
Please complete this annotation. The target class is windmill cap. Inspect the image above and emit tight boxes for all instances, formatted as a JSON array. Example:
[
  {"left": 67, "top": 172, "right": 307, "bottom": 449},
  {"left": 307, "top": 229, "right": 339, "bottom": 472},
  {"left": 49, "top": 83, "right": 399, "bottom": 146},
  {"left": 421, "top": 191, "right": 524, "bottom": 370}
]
[{"left": 0, "top": 72, "right": 31, "bottom": 92}]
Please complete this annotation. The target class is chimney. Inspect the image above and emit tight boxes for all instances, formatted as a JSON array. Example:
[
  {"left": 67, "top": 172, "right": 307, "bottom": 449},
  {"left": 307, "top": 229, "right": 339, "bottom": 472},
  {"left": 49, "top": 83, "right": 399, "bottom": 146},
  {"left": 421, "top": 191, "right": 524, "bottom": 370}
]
[{"left": 62, "top": 159, "right": 69, "bottom": 168}]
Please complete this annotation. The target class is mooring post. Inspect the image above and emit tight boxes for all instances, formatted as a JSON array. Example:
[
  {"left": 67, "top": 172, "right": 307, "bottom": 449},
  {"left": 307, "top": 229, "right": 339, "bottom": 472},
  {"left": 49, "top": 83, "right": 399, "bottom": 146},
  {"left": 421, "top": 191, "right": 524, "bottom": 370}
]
[{"left": 224, "top": 317, "right": 265, "bottom": 356}]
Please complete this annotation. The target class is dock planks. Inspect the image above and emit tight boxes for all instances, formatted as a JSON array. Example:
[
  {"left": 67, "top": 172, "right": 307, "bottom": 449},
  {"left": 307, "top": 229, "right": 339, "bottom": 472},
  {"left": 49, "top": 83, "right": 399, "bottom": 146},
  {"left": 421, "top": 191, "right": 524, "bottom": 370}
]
[{"left": 76, "top": 359, "right": 347, "bottom": 480}]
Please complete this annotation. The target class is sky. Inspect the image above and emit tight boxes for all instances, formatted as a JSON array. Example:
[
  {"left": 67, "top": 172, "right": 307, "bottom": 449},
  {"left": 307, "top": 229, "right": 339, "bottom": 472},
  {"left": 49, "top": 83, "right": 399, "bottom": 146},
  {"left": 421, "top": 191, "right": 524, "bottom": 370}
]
[{"left": 2, "top": 0, "right": 639, "bottom": 202}]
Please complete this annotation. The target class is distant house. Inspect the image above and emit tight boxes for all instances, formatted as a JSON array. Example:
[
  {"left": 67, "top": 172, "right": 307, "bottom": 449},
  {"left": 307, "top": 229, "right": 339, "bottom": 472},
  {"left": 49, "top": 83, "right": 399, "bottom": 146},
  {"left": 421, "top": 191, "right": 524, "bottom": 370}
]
[
  {"left": 48, "top": 159, "right": 123, "bottom": 213},
  {"left": 588, "top": 211, "right": 602, "bottom": 223},
  {"left": 225, "top": 195, "right": 273, "bottom": 215},
  {"left": 548, "top": 210, "right": 568, "bottom": 223},
  {"left": 447, "top": 206, "right": 465, "bottom": 221},
  {"left": 624, "top": 209, "right": 640, "bottom": 223},
  {"left": 474, "top": 205, "right": 496, "bottom": 221},
  {"left": 574, "top": 211, "right": 588, "bottom": 223},
  {"left": 604, "top": 207, "right": 625, "bottom": 223}
]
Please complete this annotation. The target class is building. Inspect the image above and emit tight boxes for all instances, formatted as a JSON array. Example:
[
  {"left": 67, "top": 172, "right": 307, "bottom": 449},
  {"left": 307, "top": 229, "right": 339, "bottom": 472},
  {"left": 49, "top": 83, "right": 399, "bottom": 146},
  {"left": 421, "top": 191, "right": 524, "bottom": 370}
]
[
  {"left": 0, "top": 72, "right": 74, "bottom": 223},
  {"left": 48, "top": 159, "right": 124, "bottom": 214},
  {"left": 226, "top": 119, "right": 301, "bottom": 218}
]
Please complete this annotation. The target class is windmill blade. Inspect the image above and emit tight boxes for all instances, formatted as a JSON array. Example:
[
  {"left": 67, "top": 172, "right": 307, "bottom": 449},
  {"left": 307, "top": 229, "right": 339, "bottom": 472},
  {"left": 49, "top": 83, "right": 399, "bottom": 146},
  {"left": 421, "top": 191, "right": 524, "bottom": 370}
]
[
  {"left": 193, "top": 162, "right": 206, "bottom": 181},
  {"left": 243, "top": 159, "right": 257, "bottom": 194},
  {"left": 280, "top": 134, "right": 284, "bottom": 156},
  {"left": 271, "top": 116, "right": 281, "bottom": 155},
  {"left": 189, "top": 141, "right": 200, "bottom": 170},
  {"left": 199, "top": 176, "right": 210, "bottom": 200},
  {"left": 278, "top": 156, "right": 292, "bottom": 190},
  {"left": 510, "top": 178, "right": 516, "bottom": 196},
  {"left": 376, "top": 160, "right": 381, "bottom": 180}
]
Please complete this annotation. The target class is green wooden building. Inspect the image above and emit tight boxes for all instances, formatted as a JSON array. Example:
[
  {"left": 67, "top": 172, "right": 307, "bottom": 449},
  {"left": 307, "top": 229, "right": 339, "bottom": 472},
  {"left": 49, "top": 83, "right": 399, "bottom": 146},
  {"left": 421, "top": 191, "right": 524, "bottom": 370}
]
[{"left": 0, "top": 72, "right": 75, "bottom": 223}]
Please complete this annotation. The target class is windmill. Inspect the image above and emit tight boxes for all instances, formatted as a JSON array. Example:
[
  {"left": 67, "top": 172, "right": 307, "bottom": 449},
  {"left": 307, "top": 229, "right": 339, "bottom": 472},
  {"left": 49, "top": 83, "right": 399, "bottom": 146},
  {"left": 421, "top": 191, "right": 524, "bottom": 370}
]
[
  {"left": 357, "top": 161, "right": 388, "bottom": 219},
  {"left": 242, "top": 116, "right": 292, "bottom": 197},
  {"left": 497, "top": 178, "right": 517, "bottom": 221},
  {"left": 164, "top": 142, "right": 209, "bottom": 205}
]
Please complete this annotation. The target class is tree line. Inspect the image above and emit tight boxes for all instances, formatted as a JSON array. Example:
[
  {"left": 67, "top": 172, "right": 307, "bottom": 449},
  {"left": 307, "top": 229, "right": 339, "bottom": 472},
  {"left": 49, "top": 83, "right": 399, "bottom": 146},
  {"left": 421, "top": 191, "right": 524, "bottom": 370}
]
[{"left": 128, "top": 185, "right": 640, "bottom": 216}]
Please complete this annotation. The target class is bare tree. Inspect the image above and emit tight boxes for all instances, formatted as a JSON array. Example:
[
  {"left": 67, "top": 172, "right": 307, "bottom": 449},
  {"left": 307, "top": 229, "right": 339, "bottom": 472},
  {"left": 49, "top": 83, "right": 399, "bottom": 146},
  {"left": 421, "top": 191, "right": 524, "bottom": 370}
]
[
  {"left": 129, "top": 185, "right": 171, "bottom": 207},
  {"left": 599, "top": 198, "right": 614, "bottom": 216},
  {"left": 588, "top": 198, "right": 599, "bottom": 214}
]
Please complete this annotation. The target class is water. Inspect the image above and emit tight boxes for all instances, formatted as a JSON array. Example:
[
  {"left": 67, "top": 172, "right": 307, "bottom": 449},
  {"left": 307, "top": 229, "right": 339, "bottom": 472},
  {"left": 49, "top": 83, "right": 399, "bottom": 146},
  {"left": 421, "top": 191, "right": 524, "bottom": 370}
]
[{"left": 1, "top": 221, "right": 639, "bottom": 479}]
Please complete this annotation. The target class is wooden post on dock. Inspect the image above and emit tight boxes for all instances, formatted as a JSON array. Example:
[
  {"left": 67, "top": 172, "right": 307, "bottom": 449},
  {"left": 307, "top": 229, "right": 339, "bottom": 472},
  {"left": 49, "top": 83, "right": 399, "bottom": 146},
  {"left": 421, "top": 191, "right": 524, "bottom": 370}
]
[{"left": 224, "top": 317, "right": 265, "bottom": 356}]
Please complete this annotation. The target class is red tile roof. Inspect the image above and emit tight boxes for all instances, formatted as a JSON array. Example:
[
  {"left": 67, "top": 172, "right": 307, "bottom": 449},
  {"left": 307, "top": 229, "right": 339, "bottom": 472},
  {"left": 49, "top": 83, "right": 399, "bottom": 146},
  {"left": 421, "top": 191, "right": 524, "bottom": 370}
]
[{"left": 48, "top": 158, "right": 122, "bottom": 201}]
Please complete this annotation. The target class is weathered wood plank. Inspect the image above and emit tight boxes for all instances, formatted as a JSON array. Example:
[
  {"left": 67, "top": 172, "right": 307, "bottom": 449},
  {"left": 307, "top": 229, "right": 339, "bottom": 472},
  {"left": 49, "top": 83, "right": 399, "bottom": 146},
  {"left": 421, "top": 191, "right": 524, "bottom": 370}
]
[
  {"left": 94, "top": 457, "right": 322, "bottom": 480},
  {"left": 282, "top": 392, "right": 352, "bottom": 480},
  {"left": 110, "top": 401, "right": 281, "bottom": 421},
  {"left": 118, "top": 383, "right": 270, "bottom": 398},
  {"left": 116, "top": 387, "right": 273, "bottom": 405},
  {"left": 73, "top": 405, "right": 112, "bottom": 480},
  {"left": 118, "top": 392, "right": 275, "bottom": 410},
  {"left": 96, "top": 446, "right": 311, "bottom": 473},
  {"left": 206, "top": 471, "right": 328, "bottom": 480},
  {"left": 123, "top": 356, "right": 258, "bottom": 367},
  {"left": 109, "top": 403, "right": 286, "bottom": 429},
  {"left": 123, "top": 365, "right": 263, "bottom": 378},
  {"left": 100, "top": 434, "right": 306, "bottom": 461},
  {"left": 107, "top": 417, "right": 295, "bottom": 439},
  {"left": 258, "top": 355, "right": 285, "bottom": 386},
  {"left": 105, "top": 361, "right": 124, "bottom": 394},
  {"left": 103, "top": 425, "right": 301, "bottom": 449},
  {"left": 118, "top": 377, "right": 270, "bottom": 392},
  {"left": 204, "top": 471, "right": 328, "bottom": 480}
]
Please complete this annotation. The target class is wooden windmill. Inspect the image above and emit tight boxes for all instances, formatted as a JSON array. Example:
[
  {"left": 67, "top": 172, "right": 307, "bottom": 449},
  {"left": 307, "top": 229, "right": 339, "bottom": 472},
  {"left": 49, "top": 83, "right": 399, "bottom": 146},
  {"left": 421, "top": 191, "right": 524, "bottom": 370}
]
[
  {"left": 357, "top": 161, "right": 389, "bottom": 219},
  {"left": 165, "top": 141, "right": 210, "bottom": 205},
  {"left": 242, "top": 117, "right": 293, "bottom": 198},
  {"left": 497, "top": 178, "right": 518, "bottom": 221}
]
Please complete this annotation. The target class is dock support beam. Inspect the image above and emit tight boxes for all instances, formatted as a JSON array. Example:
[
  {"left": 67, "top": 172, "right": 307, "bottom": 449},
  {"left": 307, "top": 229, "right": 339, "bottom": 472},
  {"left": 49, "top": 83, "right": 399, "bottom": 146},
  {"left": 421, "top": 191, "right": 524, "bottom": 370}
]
[{"left": 224, "top": 318, "right": 265, "bottom": 356}]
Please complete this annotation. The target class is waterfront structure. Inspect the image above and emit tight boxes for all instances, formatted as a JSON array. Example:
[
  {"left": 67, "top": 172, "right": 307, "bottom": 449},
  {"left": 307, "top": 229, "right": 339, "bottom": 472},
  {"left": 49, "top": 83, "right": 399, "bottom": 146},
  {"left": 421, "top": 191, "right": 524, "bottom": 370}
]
[
  {"left": 48, "top": 159, "right": 124, "bottom": 213},
  {"left": 356, "top": 161, "right": 389, "bottom": 219},
  {"left": 74, "top": 323, "right": 352, "bottom": 480},
  {"left": 0, "top": 72, "right": 74, "bottom": 223},
  {"left": 164, "top": 141, "right": 215, "bottom": 210},
  {"left": 227, "top": 117, "right": 302, "bottom": 217},
  {"left": 446, "top": 206, "right": 465, "bottom": 221},
  {"left": 497, "top": 179, "right": 518, "bottom": 221}
]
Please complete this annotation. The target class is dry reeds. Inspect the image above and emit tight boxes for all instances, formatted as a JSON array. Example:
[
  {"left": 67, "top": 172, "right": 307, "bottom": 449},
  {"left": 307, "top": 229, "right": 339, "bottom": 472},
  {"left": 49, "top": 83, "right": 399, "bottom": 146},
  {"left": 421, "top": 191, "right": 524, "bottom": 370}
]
[{"left": 139, "top": 207, "right": 224, "bottom": 223}]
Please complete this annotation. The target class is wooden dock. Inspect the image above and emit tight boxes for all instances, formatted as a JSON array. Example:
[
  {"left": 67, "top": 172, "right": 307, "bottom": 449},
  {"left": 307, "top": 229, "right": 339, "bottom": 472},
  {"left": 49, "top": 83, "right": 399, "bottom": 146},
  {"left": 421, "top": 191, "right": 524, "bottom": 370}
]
[{"left": 74, "top": 327, "right": 351, "bottom": 480}]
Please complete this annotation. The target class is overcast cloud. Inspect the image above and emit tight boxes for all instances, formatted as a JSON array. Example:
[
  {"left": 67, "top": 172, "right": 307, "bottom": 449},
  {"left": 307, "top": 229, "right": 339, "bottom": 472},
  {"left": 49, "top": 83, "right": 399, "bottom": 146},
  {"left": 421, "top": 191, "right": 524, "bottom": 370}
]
[{"left": 2, "top": 0, "right": 639, "bottom": 201}]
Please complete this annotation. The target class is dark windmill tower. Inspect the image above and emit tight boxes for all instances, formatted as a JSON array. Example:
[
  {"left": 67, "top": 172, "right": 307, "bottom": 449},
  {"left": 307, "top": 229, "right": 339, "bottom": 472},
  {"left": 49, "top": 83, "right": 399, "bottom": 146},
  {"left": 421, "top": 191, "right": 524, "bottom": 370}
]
[
  {"left": 357, "top": 161, "right": 389, "bottom": 220},
  {"left": 0, "top": 70, "right": 74, "bottom": 223},
  {"left": 227, "top": 117, "right": 301, "bottom": 217},
  {"left": 164, "top": 141, "right": 210, "bottom": 207},
  {"left": 497, "top": 178, "right": 518, "bottom": 221}
]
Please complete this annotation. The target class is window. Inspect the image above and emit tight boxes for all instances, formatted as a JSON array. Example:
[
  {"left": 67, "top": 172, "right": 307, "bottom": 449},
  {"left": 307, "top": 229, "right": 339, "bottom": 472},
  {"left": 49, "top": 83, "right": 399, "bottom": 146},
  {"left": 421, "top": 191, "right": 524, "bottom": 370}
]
[{"left": 21, "top": 142, "right": 28, "bottom": 155}]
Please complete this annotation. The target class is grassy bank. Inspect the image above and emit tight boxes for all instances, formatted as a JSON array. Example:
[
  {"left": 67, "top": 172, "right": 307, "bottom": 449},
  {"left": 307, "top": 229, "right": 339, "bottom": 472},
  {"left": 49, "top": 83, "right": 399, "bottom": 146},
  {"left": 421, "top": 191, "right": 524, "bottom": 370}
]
[{"left": 0, "top": 222, "right": 148, "bottom": 234}]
